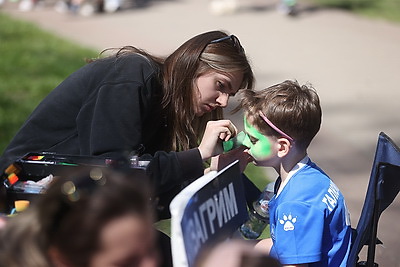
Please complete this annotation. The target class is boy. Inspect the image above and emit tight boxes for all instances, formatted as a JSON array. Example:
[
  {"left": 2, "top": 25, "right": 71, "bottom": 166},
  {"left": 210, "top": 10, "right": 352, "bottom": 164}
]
[{"left": 216, "top": 80, "right": 352, "bottom": 266}]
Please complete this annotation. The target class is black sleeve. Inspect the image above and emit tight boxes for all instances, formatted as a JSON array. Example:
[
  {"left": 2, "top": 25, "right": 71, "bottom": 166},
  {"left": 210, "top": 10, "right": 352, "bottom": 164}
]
[
  {"left": 144, "top": 148, "right": 205, "bottom": 220},
  {"left": 145, "top": 148, "right": 204, "bottom": 195}
]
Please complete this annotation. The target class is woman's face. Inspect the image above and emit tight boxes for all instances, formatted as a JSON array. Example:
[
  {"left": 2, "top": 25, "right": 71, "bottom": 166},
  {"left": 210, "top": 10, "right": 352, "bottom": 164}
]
[
  {"left": 193, "top": 70, "right": 244, "bottom": 117},
  {"left": 89, "top": 214, "right": 158, "bottom": 267}
]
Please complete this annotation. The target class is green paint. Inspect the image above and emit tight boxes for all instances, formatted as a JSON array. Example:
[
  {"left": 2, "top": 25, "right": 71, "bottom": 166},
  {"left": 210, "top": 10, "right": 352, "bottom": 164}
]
[
  {"left": 223, "top": 131, "right": 246, "bottom": 152},
  {"left": 243, "top": 116, "right": 272, "bottom": 160}
]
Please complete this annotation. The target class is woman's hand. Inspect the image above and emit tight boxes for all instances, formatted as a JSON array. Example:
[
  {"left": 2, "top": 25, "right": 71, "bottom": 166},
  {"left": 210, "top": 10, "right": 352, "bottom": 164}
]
[{"left": 198, "top": 120, "right": 237, "bottom": 161}]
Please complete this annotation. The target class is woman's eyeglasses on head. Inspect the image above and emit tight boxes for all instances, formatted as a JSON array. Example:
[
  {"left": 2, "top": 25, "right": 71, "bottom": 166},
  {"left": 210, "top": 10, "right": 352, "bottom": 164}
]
[{"left": 209, "top": 34, "right": 244, "bottom": 53}]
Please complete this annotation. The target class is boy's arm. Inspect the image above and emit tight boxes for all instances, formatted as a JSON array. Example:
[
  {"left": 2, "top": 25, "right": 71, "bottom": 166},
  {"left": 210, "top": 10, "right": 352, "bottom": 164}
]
[
  {"left": 254, "top": 238, "right": 309, "bottom": 267},
  {"left": 254, "top": 238, "right": 273, "bottom": 254}
]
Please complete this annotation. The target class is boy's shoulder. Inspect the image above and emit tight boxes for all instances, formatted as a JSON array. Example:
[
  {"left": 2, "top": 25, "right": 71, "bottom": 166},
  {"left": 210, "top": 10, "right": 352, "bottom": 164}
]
[
  {"left": 286, "top": 161, "right": 332, "bottom": 194},
  {"left": 294, "top": 159, "right": 330, "bottom": 181}
]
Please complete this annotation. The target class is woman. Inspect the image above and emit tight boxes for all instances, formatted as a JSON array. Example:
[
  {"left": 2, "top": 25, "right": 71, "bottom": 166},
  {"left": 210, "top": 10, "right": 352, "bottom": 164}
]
[
  {"left": 0, "top": 31, "right": 254, "bottom": 206},
  {"left": 0, "top": 167, "right": 159, "bottom": 267}
]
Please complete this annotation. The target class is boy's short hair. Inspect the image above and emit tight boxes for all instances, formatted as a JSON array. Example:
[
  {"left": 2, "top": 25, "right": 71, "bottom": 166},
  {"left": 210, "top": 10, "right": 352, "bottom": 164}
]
[{"left": 240, "top": 80, "right": 322, "bottom": 150}]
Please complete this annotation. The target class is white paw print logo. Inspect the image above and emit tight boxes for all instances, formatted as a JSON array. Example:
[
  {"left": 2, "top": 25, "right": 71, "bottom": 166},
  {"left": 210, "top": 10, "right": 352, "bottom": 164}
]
[{"left": 279, "top": 214, "right": 297, "bottom": 231}]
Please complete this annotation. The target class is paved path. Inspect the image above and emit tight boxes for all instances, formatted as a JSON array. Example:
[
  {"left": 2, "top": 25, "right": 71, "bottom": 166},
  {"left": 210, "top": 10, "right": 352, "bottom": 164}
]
[{"left": 2, "top": 0, "right": 400, "bottom": 265}]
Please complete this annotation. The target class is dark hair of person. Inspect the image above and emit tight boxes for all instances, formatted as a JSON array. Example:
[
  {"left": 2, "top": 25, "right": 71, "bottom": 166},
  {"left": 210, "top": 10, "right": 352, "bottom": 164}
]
[{"left": 0, "top": 167, "right": 154, "bottom": 267}]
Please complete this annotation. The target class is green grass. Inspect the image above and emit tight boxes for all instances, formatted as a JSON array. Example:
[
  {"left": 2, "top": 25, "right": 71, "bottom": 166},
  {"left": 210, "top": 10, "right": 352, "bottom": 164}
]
[
  {"left": 0, "top": 12, "right": 98, "bottom": 154},
  {"left": 244, "top": 163, "right": 272, "bottom": 189},
  {"left": 310, "top": 0, "right": 400, "bottom": 23}
]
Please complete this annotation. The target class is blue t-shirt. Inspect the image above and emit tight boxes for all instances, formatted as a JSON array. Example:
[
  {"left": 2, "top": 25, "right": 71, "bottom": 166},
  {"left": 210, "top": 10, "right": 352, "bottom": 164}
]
[{"left": 269, "top": 159, "right": 352, "bottom": 266}]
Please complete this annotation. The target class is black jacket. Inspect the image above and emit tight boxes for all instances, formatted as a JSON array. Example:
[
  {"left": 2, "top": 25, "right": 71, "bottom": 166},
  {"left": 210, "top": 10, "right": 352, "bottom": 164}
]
[{"left": 0, "top": 54, "right": 204, "bottom": 216}]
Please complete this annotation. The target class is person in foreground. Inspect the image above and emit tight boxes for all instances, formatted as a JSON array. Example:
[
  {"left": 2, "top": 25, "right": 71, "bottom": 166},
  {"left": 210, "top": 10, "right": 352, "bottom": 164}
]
[
  {"left": 0, "top": 30, "right": 254, "bottom": 207},
  {"left": 240, "top": 80, "right": 352, "bottom": 266},
  {"left": 0, "top": 167, "right": 159, "bottom": 267}
]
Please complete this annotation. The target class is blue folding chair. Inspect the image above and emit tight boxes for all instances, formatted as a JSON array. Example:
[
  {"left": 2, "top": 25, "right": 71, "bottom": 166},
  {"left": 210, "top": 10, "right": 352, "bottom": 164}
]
[{"left": 347, "top": 132, "right": 400, "bottom": 267}]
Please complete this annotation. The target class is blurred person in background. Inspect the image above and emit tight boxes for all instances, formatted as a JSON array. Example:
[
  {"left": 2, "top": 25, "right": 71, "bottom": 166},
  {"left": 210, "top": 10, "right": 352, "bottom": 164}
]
[
  {"left": 277, "top": 0, "right": 297, "bottom": 16},
  {"left": 0, "top": 167, "right": 160, "bottom": 267}
]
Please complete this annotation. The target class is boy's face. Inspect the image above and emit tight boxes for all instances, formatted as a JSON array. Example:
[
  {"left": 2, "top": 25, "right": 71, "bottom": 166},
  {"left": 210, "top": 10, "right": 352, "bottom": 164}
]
[{"left": 243, "top": 116, "right": 276, "bottom": 164}]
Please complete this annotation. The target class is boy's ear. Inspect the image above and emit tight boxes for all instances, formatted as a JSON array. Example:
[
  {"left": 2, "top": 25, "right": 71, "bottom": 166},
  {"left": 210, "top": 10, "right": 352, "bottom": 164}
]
[{"left": 276, "top": 138, "right": 291, "bottom": 158}]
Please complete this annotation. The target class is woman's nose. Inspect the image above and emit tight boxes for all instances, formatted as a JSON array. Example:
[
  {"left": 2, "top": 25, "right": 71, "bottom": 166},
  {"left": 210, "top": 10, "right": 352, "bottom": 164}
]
[{"left": 217, "top": 93, "right": 229, "bottom": 107}]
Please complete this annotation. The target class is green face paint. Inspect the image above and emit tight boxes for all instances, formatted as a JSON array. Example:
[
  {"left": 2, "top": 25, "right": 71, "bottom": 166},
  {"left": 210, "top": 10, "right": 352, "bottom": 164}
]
[
  {"left": 243, "top": 116, "right": 273, "bottom": 160},
  {"left": 223, "top": 131, "right": 247, "bottom": 152}
]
